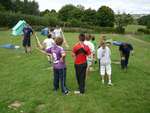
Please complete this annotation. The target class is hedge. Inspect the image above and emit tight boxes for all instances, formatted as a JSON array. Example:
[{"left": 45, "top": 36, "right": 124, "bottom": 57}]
[
  {"left": 137, "top": 28, "right": 150, "bottom": 34},
  {"left": 0, "top": 12, "right": 57, "bottom": 28},
  {"left": 0, "top": 11, "right": 117, "bottom": 33}
]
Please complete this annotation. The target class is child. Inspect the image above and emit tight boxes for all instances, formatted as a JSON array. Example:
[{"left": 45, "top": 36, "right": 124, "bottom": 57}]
[
  {"left": 97, "top": 42, "right": 113, "bottom": 86},
  {"left": 37, "top": 37, "right": 69, "bottom": 95},
  {"left": 119, "top": 43, "right": 133, "bottom": 72},
  {"left": 91, "top": 35, "right": 97, "bottom": 64},
  {"left": 99, "top": 35, "right": 106, "bottom": 48},
  {"left": 84, "top": 34, "right": 95, "bottom": 73},
  {"left": 22, "top": 25, "right": 33, "bottom": 53},
  {"left": 53, "top": 26, "right": 69, "bottom": 48},
  {"left": 72, "top": 33, "right": 91, "bottom": 94},
  {"left": 42, "top": 34, "right": 55, "bottom": 64}
]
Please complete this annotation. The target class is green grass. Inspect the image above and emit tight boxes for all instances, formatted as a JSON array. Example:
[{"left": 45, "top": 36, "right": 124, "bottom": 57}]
[
  {"left": 125, "top": 24, "right": 146, "bottom": 33},
  {"left": 0, "top": 31, "right": 150, "bottom": 113},
  {"left": 133, "top": 34, "right": 150, "bottom": 42}
]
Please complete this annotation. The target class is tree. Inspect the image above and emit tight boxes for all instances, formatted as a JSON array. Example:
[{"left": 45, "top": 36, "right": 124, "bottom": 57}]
[
  {"left": 0, "top": 4, "right": 5, "bottom": 11},
  {"left": 82, "top": 8, "right": 97, "bottom": 25},
  {"left": 58, "top": 4, "right": 83, "bottom": 22},
  {"left": 0, "top": 0, "right": 13, "bottom": 11},
  {"left": 96, "top": 6, "right": 115, "bottom": 27},
  {"left": 115, "top": 12, "right": 134, "bottom": 33},
  {"left": 138, "top": 15, "right": 150, "bottom": 27}
]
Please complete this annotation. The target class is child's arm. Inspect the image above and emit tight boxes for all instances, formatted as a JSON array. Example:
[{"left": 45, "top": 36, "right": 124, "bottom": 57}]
[{"left": 36, "top": 48, "right": 51, "bottom": 56}]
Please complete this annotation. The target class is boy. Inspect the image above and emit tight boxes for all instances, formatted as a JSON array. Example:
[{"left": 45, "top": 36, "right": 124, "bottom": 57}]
[
  {"left": 97, "top": 42, "right": 112, "bottom": 85},
  {"left": 72, "top": 33, "right": 91, "bottom": 94},
  {"left": 53, "top": 26, "right": 69, "bottom": 48},
  {"left": 84, "top": 34, "right": 95, "bottom": 73},
  {"left": 22, "top": 25, "right": 33, "bottom": 53},
  {"left": 37, "top": 37, "right": 69, "bottom": 95},
  {"left": 119, "top": 43, "right": 133, "bottom": 72},
  {"left": 91, "top": 35, "right": 97, "bottom": 64},
  {"left": 42, "top": 34, "right": 55, "bottom": 64}
]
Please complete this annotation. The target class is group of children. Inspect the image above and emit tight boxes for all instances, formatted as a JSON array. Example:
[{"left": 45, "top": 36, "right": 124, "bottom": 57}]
[{"left": 22, "top": 25, "right": 135, "bottom": 95}]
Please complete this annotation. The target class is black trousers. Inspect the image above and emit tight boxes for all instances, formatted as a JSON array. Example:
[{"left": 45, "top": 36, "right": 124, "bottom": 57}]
[
  {"left": 75, "top": 62, "right": 87, "bottom": 94},
  {"left": 23, "top": 38, "right": 31, "bottom": 47},
  {"left": 121, "top": 55, "right": 129, "bottom": 69}
]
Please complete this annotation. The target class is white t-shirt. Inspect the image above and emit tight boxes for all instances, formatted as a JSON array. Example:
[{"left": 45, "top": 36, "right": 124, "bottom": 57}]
[
  {"left": 43, "top": 38, "right": 55, "bottom": 49},
  {"left": 53, "top": 28, "right": 62, "bottom": 38},
  {"left": 97, "top": 46, "right": 111, "bottom": 65},
  {"left": 84, "top": 40, "right": 95, "bottom": 54}
]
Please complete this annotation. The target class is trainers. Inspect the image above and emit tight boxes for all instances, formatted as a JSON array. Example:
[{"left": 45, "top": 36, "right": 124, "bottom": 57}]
[
  {"left": 74, "top": 91, "right": 80, "bottom": 94},
  {"left": 108, "top": 83, "right": 113, "bottom": 86},
  {"left": 64, "top": 91, "right": 69, "bottom": 95}
]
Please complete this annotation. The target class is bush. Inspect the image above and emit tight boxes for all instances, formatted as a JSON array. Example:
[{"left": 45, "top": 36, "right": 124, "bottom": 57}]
[
  {"left": 115, "top": 26, "right": 125, "bottom": 34},
  {"left": 63, "top": 27, "right": 94, "bottom": 33},
  {"left": 0, "top": 12, "right": 49, "bottom": 28},
  {"left": 137, "top": 28, "right": 150, "bottom": 34}
]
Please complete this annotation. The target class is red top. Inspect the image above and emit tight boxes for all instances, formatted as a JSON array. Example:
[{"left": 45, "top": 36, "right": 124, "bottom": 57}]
[{"left": 73, "top": 42, "right": 91, "bottom": 64}]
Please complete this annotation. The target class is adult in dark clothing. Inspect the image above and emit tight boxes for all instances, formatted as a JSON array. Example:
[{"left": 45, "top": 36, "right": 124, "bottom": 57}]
[
  {"left": 119, "top": 43, "right": 133, "bottom": 71},
  {"left": 22, "top": 25, "right": 33, "bottom": 53}
]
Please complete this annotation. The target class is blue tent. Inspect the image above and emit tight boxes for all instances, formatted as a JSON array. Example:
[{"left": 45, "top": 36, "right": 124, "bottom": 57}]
[
  {"left": 41, "top": 27, "right": 49, "bottom": 36},
  {"left": 0, "top": 44, "right": 20, "bottom": 49},
  {"left": 12, "top": 20, "right": 27, "bottom": 36}
]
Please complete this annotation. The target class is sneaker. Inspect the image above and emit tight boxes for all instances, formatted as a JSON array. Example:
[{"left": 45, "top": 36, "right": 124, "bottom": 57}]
[
  {"left": 108, "top": 82, "right": 113, "bottom": 86},
  {"left": 74, "top": 91, "right": 80, "bottom": 94},
  {"left": 64, "top": 91, "right": 69, "bottom": 95}
]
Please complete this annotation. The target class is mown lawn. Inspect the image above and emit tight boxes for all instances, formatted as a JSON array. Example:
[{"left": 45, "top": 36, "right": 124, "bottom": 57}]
[
  {"left": 0, "top": 31, "right": 150, "bottom": 113},
  {"left": 125, "top": 24, "right": 146, "bottom": 33}
]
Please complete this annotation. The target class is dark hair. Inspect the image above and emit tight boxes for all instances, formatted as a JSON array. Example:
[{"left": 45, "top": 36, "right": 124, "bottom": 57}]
[
  {"left": 47, "top": 34, "right": 52, "bottom": 38},
  {"left": 55, "top": 37, "right": 63, "bottom": 46},
  {"left": 79, "top": 33, "right": 85, "bottom": 42},
  {"left": 92, "top": 36, "right": 95, "bottom": 41},
  {"left": 50, "top": 28, "right": 54, "bottom": 32}
]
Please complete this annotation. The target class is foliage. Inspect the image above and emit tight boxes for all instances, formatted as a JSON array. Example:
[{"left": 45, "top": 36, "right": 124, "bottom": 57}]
[
  {"left": 137, "top": 28, "right": 150, "bottom": 34},
  {"left": 81, "top": 8, "right": 97, "bottom": 25},
  {"left": 0, "top": 0, "right": 39, "bottom": 15},
  {"left": 115, "top": 13, "right": 134, "bottom": 33},
  {"left": 58, "top": 4, "right": 83, "bottom": 22},
  {"left": 96, "top": 6, "right": 115, "bottom": 27},
  {"left": 0, "top": 12, "right": 48, "bottom": 27},
  {"left": 138, "top": 15, "right": 150, "bottom": 26}
]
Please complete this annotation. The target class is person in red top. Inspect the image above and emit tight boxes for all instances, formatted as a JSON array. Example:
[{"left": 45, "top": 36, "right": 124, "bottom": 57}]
[{"left": 72, "top": 33, "right": 91, "bottom": 94}]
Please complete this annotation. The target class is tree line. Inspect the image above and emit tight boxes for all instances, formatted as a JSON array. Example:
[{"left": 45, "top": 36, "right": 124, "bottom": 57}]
[{"left": 0, "top": 0, "right": 149, "bottom": 34}]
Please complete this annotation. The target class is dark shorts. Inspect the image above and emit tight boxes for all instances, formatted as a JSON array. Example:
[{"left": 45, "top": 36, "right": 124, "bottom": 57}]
[{"left": 23, "top": 38, "right": 31, "bottom": 47}]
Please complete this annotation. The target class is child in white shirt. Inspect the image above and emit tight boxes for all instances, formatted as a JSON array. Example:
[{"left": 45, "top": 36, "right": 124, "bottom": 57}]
[
  {"left": 97, "top": 42, "right": 112, "bottom": 85},
  {"left": 42, "top": 34, "right": 55, "bottom": 64}
]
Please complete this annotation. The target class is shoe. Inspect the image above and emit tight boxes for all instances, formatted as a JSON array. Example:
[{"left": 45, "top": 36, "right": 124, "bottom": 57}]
[
  {"left": 74, "top": 91, "right": 80, "bottom": 94},
  {"left": 64, "top": 91, "right": 69, "bottom": 95},
  {"left": 108, "top": 83, "right": 113, "bottom": 86}
]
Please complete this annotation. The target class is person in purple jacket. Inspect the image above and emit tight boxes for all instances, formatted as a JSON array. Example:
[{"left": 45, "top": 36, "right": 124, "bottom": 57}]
[{"left": 36, "top": 37, "right": 69, "bottom": 95}]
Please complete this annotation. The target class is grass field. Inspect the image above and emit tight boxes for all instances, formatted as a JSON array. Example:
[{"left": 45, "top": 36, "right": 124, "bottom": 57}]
[
  {"left": 0, "top": 31, "right": 150, "bottom": 113},
  {"left": 125, "top": 24, "right": 146, "bottom": 33}
]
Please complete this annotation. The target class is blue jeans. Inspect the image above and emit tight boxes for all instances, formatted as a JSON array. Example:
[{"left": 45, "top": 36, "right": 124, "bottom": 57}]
[{"left": 53, "top": 68, "right": 68, "bottom": 93}]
